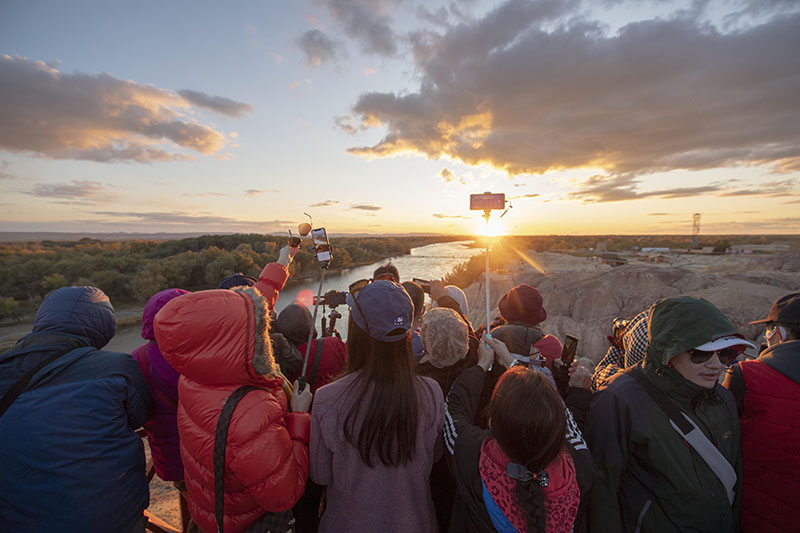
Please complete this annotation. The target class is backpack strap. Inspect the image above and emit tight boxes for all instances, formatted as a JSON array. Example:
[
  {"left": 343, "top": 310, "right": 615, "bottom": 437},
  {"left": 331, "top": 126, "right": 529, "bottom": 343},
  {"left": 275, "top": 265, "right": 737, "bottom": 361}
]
[
  {"left": 134, "top": 344, "right": 178, "bottom": 411},
  {"left": 628, "top": 366, "right": 737, "bottom": 504},
  {"left": 214, "top": 385, "right": 261, "bottom": 533},
  {"left": 307, "top": 339, "right": 325, "bottom": 389},
  {"left": 0, "top": 339, "right": 86, "bottom": 419}
]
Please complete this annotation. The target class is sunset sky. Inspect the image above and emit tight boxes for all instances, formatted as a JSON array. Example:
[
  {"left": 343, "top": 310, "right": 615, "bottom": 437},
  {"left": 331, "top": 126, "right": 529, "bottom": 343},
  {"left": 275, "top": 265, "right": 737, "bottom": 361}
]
[{"left": 1, "top": 0, "right": 799, "bottom": 236}]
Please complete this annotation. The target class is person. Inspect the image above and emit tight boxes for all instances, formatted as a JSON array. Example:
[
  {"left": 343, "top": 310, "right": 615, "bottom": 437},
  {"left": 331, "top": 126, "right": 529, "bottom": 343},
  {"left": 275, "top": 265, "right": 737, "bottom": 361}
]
[
  {"left": 416, "top": 307, "right": 472, "bottom": 531},
  {"left": 586, "top": 296, "right": 754, "bottom": 532},
  {"left": 491, "top": 284, "right": 562, "bottom": 368},
  {"left": 373, "top": 262, "right": 399, "bottom": 282},
  {"left": 0, "top": 286, "right": 151, "bottom": 532},
  {"left": 132, "top": 288, "right": 189, "bottom": 484},
  {"left": 444, "top": 333, "right": 594, "bottom": 532},
  {"left": 310, "top": 280, "right": 443, "bottom": 532},
  {"left": 591, "top": 310, "right": 648, "bottom": 391},
  {"left": 723, "top": 292, "right": 800, "bottom": 532},
  {"left": 217, "top": 271, "right": 303, "bottom": 378},
  {"left": 430, "top": 280, "right": 471, "bottom": 326},
  {"left": 154, "top": 245, "right": 313, "bottom": 533},
  {"left": 402, "top": 280, "right": 427, "bottom": 360},
  {"left": 276, "top": 302, "right": 347, "bottom": 393}
]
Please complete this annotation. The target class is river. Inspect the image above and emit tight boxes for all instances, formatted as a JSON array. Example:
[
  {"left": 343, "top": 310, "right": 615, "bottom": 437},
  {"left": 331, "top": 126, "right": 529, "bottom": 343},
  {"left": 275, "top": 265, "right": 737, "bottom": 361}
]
[{"left": 101, "top": 240, "right": 481, "bottom": 352}]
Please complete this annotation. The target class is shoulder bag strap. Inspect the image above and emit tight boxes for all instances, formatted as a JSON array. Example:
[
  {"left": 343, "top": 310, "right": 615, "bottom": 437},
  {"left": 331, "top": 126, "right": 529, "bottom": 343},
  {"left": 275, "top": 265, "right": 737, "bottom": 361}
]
[
  {"left": 628, "top": 367, "right": 737, "bottom": 504},
  {"left": 308, "top": 339, "right": 325, "bottom": 388},
  {"left": 0, "top": 339, "right": 85, "bottom": 419},
  {"left": 214, "top": 385, "right": 261, "bottom": 533},
  {"left": 134, "top": 344, "right": 178, "bottom": 411}
]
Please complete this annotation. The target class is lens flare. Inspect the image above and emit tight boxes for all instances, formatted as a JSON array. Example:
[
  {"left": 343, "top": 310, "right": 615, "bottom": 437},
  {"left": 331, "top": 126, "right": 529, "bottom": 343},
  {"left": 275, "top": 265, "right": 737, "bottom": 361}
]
[
  {"left": 507, "top": 243, "right": 547, "bottom": 274},
  {"left": 476, "top": 218, "right": 506, "bottom": 237},
  {"left": 296, "top": 289, "right": 315, "bottom": 308}
]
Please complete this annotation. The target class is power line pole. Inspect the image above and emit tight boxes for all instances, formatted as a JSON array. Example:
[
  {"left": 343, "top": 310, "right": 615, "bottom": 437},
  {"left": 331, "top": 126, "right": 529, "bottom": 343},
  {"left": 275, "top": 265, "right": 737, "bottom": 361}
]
[{"left": 692, "top": 213, "right": 701, "bottom": 247}]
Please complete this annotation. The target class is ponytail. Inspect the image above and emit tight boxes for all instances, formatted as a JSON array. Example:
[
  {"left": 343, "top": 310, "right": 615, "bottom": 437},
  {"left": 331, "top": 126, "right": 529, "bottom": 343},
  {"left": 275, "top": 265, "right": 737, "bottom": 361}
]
[{"left": 513, "top": 478, "right": 547, "bottom": 532}]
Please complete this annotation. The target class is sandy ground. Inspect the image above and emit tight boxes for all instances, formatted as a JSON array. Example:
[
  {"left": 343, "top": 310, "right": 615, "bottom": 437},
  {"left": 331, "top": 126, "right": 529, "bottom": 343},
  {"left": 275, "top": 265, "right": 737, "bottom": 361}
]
[{"left": 143, "top": 440, "right": 183, "bottom": 530}]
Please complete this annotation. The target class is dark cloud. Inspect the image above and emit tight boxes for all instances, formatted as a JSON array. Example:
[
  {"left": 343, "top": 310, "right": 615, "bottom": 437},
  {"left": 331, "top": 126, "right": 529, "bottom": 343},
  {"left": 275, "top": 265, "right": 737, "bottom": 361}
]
[
  {"left": 176, "top": 89, "right": 253, "bottom": 117},
  {"left": 0, "top": 55, "right": 231, "bottom": 163},
  {"left": 433, "top": 213, "right": 470, "bottom": 219},
  {"left": 346, "top": 2, "right": 800, "bottom": 183},
  {"left": 569, "top": 174, "right": 727, "bottom": 202},
  {"left": 348, "top": 204, "right": 382, "bottom": 211},
  {"left": 24, "top": 180, "right": 116, "bottom": 203},
  {"left": 417, "top": 5, "right": 450, "bottom": 27},
  {"left": 298, "top": 29, "right": 345, "bottom": 66},
  {"left": 310, "top": 200, "right": 339, "bottom": 207},
  {"left": 321, "top": 0, "right": 403, "bottom": 56}
]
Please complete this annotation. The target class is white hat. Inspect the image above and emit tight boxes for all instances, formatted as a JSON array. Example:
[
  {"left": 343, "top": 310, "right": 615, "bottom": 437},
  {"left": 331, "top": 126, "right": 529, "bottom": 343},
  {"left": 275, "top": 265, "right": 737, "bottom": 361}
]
[{"left": 694, "top": 335, "right": 756, "bottom": 352}]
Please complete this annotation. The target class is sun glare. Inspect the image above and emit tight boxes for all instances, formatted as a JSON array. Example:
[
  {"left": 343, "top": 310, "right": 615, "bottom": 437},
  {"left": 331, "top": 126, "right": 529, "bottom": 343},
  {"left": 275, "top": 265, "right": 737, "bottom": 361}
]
[{"left": 476, "top": 218, "right": 506, "bottom": 237}]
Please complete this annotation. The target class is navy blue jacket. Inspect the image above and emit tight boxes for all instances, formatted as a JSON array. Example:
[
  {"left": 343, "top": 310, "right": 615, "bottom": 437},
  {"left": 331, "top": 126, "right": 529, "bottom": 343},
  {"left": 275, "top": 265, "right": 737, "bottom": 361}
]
[{"left": 0, "top": 287, "right": 152, "bottom": 533}]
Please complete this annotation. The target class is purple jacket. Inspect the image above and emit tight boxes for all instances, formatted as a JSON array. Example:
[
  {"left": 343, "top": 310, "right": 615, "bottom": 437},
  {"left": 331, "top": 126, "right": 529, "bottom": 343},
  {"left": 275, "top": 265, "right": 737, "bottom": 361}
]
[{"left": 132, "top": 288, "right": 188, "bottom": 481}]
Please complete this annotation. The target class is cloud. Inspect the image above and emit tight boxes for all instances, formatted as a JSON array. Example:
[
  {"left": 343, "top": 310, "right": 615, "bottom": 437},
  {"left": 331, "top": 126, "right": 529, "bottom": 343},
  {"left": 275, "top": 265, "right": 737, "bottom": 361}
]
[
  {"left": 298, "top": 29, "right": 345, "bottom": 66},
  {"left": 648, "top": 212, "right": 672, "bottom": 216},
  {"left": 310, "top": 200, "right": 339, "bottom": 207},
  {"left": 719, "top": 178, "right": 799, "bottom": 197},
  {"left": 181, "top": 192, "right": 229, "bottom": 198},
  {"left": 509, "top": 193, "right": 541, "bottom": 199},
  {"left": 0, "top": 159, "right": 12, "bottom": 179},
  {"left": 433, "top": 213, "right": 470, "bottom": 219},
  {"left": 0, "top": 54, "right": 234, "bottom": 163},
  {"left": 348, "top": 204, "right": 382, "bottom": 211},
  {"left": 569, "top": 174, "right": 728, "bottom": 202},
  {"left": 345, "top": 2, "right": 800, "bottom": 181},
  {"left": 320, "top": 0, "right": 402, "bottom": 56},
  {"left": 440, "top": 167, "right": 466, "bottom": 184},
  {"left": 176, "top": 89, "right": 253, "bottom": 117},
  {"left": 244, "top": 189, "right": 279, "bottom": 196},
  {"left": 92, "top": 210, "right": 293, "bottom": 229},
  {"left": 24, "top": 180, "right": 116, "bottom": 203},
  {"left": 334, "top": 115, "right": 358, "bottom": 134}
]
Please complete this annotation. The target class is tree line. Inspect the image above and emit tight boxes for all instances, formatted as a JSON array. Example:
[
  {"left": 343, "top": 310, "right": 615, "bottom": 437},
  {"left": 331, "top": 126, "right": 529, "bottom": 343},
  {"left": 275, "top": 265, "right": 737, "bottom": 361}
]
[{"left": 0, "top": 234, "right": 457, "bottom": 321}]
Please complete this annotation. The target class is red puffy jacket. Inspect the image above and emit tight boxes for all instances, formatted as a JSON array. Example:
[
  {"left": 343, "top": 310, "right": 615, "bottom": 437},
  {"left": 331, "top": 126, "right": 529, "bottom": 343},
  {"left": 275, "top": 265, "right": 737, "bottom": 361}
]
[{"left": 155, "top": 263, "right": 310, "bottom": 533}]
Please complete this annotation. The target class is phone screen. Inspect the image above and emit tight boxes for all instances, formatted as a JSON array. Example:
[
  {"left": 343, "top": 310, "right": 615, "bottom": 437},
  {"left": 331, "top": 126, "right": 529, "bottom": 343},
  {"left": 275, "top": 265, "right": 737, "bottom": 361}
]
[
  {"left": 311, "top": 228, "right": 329, "bottom": 246},
  {"left": 561, "top": 335, "right": 578, "bottom": 365}
]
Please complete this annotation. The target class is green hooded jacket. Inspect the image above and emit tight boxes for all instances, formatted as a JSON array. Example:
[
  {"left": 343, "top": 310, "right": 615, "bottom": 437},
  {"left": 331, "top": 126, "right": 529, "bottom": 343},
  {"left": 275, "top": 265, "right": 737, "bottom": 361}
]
[{"left": 586, "top": 297, "right": 742, "bottom": 532}]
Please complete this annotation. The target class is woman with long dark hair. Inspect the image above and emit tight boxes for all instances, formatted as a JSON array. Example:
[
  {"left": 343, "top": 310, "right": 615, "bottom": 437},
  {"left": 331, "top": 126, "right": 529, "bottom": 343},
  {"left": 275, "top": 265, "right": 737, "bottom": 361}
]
[
  {"left": 445, "top": 335, "right": 593, "bottom": 532},
  {"left": 309, "top": 280, "right": 443, "bottom": 532}
]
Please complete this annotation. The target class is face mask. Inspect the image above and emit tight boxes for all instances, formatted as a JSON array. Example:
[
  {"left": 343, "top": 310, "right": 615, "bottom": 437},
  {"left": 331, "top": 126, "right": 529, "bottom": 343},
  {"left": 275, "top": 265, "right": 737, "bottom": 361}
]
[{"left": 765, "top": 325, "right": 787, "bottom": 347}]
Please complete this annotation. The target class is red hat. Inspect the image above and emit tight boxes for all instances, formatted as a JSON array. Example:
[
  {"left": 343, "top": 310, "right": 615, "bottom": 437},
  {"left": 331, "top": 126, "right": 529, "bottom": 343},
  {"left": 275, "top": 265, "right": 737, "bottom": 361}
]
[{"left": 498, "top": 284, "right": 547, "bottom": 326}]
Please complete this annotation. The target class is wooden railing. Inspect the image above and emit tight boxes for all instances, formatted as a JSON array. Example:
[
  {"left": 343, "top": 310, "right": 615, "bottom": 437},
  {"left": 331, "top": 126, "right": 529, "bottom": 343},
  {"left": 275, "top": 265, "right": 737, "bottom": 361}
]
[{"left": 137, "top": 429, "right": 191, "bottom": 533}]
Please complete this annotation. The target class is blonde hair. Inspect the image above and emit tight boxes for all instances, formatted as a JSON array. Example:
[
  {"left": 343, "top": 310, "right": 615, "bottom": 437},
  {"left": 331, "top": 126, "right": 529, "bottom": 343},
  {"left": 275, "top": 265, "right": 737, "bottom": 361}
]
[{"left": 420, "top": 307, "right": 469, "bottom": 368}]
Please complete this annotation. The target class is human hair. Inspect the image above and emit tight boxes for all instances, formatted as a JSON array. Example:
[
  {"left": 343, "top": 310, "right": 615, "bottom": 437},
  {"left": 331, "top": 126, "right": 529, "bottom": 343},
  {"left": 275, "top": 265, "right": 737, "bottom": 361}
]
[
  {"left": 489, "top": 367, "right": 566, "bottom": 532},
  {"left": 420, "top": 307, "right": 468, "bottom": 366},
  {"left": 373, "top": 263, "right": 399, "bottom": 282},
  {"left": 343, "top": 318, "right": 419, "bottom": 467},
  {"left": 402, "top": 281, "right": 425, "bottom": 320}
]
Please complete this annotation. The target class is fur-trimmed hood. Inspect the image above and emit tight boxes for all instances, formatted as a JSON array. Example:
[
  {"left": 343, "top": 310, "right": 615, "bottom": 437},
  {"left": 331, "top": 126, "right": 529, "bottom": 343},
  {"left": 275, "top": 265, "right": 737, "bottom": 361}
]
[{"left": 154, "top": 286, "right": 278, "bottom": 385}]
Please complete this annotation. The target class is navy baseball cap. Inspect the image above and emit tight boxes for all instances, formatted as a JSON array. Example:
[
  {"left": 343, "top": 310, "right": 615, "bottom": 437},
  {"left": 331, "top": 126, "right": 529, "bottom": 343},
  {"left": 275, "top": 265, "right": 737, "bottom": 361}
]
[
  {"left": 750, "top": 292, "right": 800, "bottom": 325},
  {"left": 346, "top": 280, "right": 413, "bottom": 342},
  {"left": 217, "top": 273, "right": 257, "bottom": 290}
]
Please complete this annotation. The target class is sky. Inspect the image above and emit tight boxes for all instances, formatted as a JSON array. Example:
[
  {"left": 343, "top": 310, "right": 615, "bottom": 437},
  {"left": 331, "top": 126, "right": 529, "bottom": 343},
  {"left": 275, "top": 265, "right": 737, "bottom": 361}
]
[{"left": 1, "top": 0, "right": 799, "bottom": 236}]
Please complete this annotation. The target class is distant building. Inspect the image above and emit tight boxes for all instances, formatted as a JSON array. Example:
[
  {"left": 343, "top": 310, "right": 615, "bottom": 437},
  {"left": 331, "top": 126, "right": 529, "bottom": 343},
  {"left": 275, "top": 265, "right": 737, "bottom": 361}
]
[
  {"left": 641, "top": 247, "right": 670, "bottom": 254},
  {"left": 730, "top": 244, "right": 790, "bottom": 254},
  {"left": 601, "top": 253, "right": 627, "bottom": 266}
]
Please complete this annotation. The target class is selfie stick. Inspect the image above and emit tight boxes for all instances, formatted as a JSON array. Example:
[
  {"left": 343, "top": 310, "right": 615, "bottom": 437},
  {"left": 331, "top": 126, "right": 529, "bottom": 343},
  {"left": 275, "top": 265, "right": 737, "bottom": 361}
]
[
  {"left": 483, "top": 209, "right": 492, "bottom": 334},
  {"left": 299, "top": 265, "right": 327, "bottom": 393}
]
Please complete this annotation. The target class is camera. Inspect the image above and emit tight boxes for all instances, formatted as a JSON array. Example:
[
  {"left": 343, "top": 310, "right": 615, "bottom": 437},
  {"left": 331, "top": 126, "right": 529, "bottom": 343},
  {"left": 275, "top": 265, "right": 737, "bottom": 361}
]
[
  {"left": 412, "top": 278, "right": 431, "bottom": 294},
  {"left": 314, "top": 289, "right": 347, "bottom": 307}
]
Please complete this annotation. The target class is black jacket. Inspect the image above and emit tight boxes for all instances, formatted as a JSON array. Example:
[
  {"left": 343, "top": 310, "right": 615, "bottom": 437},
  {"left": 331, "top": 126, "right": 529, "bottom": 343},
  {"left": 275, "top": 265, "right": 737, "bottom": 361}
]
[{"left": 444, "top": 366, "right": 594, "bottom": 532}]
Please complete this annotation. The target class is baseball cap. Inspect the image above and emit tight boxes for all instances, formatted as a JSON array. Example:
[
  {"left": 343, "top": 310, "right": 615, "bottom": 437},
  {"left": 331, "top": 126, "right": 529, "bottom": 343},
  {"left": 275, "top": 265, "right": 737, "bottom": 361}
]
[
  {"left": 346, "top": 280, "right": 413, "bottom": 342},
  {"left": 750, "top": 292, "right": 800, "bottom": 325}
]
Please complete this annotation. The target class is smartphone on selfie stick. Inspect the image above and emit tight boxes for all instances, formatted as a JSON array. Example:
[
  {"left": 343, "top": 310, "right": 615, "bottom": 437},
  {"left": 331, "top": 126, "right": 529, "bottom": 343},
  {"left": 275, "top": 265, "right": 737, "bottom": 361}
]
[
  {"left": 299, "top": 225, "right": 334, "bottom": 393},
  {"left": 561, "top": 335, "right": 579, "bottom": 368}
]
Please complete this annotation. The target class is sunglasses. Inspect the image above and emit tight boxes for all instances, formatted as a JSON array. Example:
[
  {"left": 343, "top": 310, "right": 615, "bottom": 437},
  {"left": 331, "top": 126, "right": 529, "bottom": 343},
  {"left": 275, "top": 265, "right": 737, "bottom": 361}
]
[{"left": 688, "top": 347, "right": 740, "bottom": 365}]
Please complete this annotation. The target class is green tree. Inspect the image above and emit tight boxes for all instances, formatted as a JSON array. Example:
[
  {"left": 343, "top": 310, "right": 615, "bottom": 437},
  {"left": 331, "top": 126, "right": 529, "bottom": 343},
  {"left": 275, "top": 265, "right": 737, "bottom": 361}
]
[{"left": 41, "top": 273, "right": 69, "bottom": 295}]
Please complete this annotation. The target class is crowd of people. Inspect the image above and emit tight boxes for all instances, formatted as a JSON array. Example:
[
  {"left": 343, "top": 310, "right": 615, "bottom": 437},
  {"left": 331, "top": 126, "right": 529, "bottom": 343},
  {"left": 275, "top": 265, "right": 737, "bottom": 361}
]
[{"left": 0, "top": 242, "right": 798, "bottom": 533}]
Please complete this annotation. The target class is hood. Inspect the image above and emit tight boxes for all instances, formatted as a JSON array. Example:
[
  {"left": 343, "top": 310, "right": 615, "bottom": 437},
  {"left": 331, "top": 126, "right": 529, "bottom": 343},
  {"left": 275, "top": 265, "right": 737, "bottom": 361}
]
[
  {"left": 275, "top": 302, "right": 316, "bottom": 346},
  {"left": 759, "top": 339, "right": 800, "bottom": 384},
  {"left": 31, "top": 286, "right": 115, "bottom": 349},
  {"left": 141, "top": 288, "right": 190, "bottom": 341},
  {"left": 154, "top": 286, "right": 276, "bottom": 385},
  {"left": 645, "top": 296, "right": 738, "bottom": 366}
]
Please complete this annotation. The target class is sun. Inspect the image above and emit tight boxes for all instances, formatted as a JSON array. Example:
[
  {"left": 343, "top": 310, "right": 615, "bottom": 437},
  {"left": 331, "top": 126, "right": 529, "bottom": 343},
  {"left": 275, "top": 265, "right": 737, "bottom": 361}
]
[{"left": 476, "top": 218, "right": 506, "bottom": 237}]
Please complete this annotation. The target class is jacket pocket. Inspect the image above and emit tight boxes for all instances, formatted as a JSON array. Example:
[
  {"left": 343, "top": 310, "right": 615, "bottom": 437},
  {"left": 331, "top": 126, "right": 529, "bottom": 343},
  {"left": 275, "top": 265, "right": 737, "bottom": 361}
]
[{"left": 635, "top": 499, "right": 652, "bottom": 533}]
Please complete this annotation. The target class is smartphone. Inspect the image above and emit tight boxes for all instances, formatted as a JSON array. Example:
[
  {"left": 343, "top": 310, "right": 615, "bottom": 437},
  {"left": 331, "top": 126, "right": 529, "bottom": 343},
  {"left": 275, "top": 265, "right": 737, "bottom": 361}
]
[
  {"left": 561, "top": 334, "right": 578, "bottom": 367},
  {"left": 470, "top": 192, "right": 505, "bottom": 211},
  {"left": 311, "top": 227, "right": 333, "bottom": 263},
  {"left": 412, "top": 277, "right": 431, "bottom": 294}
]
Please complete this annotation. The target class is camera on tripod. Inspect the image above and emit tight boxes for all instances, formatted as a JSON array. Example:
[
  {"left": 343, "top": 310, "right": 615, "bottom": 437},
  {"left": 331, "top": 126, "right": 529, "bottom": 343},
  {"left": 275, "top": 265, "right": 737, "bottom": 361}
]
[{"left": 314, "top": 290, "right": 347, "bottom": 307}]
